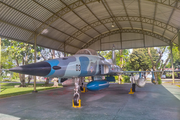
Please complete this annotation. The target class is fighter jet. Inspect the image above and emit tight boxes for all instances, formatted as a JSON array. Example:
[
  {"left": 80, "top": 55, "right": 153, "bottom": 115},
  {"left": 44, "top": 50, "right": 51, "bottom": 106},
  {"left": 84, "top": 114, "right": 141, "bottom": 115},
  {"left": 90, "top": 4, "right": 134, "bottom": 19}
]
[{"left": 3, "top": 46, "right": 175, "bottom": 107}]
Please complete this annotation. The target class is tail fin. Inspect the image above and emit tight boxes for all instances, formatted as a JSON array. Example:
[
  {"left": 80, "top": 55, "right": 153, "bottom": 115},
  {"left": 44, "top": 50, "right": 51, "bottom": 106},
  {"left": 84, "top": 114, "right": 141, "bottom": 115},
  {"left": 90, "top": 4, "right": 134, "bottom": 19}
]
[{"left": 112, "top": 45, "right": 116, "bottom": 64}]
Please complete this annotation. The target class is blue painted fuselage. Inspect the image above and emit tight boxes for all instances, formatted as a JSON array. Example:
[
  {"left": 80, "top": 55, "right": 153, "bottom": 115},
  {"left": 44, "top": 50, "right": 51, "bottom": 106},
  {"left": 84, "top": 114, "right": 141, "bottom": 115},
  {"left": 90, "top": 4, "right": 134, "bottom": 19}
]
[{"left": 10, "top": 54, "right": 122, "bottom": 78}]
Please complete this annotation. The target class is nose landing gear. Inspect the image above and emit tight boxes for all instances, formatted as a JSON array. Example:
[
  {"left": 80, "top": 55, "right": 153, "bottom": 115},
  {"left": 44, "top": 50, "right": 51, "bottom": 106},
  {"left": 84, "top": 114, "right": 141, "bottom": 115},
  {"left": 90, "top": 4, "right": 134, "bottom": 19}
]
[{"left": 72, "top": 77, "right": 81, "bottom": 108}]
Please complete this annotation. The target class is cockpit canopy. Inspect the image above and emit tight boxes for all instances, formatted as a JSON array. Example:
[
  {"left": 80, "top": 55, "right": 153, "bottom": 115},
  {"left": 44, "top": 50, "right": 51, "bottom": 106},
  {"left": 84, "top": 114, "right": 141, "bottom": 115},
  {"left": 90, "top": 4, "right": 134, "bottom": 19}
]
[{"left": 75, "top": 49, "right": 98, "bottom": 55}]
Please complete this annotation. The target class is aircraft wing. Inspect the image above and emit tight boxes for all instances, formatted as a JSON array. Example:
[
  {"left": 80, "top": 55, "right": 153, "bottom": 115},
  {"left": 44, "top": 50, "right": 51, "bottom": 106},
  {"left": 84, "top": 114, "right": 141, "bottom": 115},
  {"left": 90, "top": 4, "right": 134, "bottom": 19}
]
[
  {"left": 121, "top": 70, "right": 180, "bottom": 73},
  {"left": 121, "top": 71, "right": 161, "bottom": 73}
]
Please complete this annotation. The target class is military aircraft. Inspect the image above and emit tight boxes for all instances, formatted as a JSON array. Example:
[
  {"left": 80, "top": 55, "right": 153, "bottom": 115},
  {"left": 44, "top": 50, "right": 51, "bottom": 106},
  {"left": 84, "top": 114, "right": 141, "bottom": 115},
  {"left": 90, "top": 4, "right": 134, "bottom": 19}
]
[{"left": 2, "top": 46, "right": 176, "bottom": 107}]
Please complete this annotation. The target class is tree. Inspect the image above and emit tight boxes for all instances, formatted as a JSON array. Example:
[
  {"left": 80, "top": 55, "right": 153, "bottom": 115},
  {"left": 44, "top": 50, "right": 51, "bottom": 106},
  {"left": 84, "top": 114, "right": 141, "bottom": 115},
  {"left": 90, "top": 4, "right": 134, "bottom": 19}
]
[
  {"left": 6, "top": 41, "right": 35, "bottom": 86},
  {"left": 128, "top": 47, "right": 170, "bottom": 84},
  {"left": 100, "top": 49, "right": 130, "bottom": 84},
  {"left": 129, "top": 48, "right": 153, "bottom": 71},
  {"left": 100, "top": 49, "right": 129, "bottom": 68},
  {"left": 2, "top": 39, "right": 64, "bottom": 85},
  {"left": 166, "top": 45, "right": 180, "bottom": 69},
  {"left": 147, "top": 47, "right": 170, "bottom": 83}
]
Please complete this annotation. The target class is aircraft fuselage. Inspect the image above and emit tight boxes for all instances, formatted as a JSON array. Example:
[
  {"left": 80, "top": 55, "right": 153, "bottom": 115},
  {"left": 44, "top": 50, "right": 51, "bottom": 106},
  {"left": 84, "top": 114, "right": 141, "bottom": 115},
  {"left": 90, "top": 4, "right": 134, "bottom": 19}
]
[{"left": 9, "top": 54, "right": 122, "bottom": 78}]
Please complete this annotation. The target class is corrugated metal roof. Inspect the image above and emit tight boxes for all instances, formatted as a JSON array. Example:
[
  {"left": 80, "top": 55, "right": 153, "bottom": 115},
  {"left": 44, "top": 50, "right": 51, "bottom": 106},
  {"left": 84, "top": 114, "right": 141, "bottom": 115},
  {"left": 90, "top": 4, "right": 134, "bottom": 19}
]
[{"left": 0, "top": 0, "right": 179, "bottom": 54}]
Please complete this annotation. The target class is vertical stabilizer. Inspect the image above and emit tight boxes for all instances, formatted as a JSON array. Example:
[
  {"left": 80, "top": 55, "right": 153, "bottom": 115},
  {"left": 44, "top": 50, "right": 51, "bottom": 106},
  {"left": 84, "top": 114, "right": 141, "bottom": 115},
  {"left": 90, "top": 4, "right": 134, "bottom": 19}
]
[{"left": 112, "top": 45, "right": 116, "bottom": 64}]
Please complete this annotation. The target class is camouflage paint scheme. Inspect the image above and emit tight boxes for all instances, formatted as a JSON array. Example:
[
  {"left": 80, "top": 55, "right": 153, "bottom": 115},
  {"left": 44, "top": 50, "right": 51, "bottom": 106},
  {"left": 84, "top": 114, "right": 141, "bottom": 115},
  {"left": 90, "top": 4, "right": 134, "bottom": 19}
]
[{"left": 9, "top": 49, "right": 122, "bottom": 79}]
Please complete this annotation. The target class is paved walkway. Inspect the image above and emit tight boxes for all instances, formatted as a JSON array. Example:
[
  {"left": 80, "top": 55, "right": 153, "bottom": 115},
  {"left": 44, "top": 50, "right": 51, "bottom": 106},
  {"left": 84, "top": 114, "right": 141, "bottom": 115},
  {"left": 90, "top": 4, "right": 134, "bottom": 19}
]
[{"left": 0, "top": 83, "right": 180, "bottom": 120}]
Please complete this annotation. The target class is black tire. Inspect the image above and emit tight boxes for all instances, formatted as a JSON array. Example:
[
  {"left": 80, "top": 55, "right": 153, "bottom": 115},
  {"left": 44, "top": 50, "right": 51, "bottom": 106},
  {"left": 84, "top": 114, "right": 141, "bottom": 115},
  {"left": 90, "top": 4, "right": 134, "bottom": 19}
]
[
  {"left": 80, "top": 86, "right": 83, "bottom": 91},
  {"left": 74, "top": 94, "right": 79, "bottom": 106},
  {"left": 132, "top": 83, "right": 136, "bottom": 92},
  {"left": 151, "top": 78, "right": 156, "bottom": 84}
]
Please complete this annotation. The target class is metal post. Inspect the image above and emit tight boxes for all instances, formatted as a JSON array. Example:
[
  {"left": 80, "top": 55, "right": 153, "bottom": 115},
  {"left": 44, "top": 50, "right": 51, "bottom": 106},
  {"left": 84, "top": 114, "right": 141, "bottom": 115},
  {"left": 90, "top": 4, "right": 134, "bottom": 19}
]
[
  {"left": 64, "top": 43, "right": 66, "bottom": 57},
  {"left": 170, "top": 44, "right": 175, "bottom": 84},
  {"left": 100, "top": 39, "right": 102, "bottom": 51},
  {"left": 0, "top": 37, "right": 1, "bottom": 92},
  {"left": 0, "top": 37, "right": 1, "bottom": 72},
  {"left": 143, "top": 34, "right": 145, "bottom": 47},
  {"left": 120, "top": 33, "right": 122, "bottom": 49},
  {"left": 33, "top": 34, "right": 37, "bottom": 92},
  {"left": 178, "top": 30, "right": 180, "bottom": 54}
]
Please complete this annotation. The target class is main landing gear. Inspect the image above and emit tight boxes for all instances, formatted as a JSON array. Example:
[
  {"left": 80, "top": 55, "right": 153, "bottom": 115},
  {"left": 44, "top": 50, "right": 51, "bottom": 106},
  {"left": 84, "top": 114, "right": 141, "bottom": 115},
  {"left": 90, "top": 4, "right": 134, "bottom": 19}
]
[
  {"left": 72, "top": 77, "right": 86, "bottom": 108},
  {"left": 80, "top": 77, "right": 87, "bottom": 93}
]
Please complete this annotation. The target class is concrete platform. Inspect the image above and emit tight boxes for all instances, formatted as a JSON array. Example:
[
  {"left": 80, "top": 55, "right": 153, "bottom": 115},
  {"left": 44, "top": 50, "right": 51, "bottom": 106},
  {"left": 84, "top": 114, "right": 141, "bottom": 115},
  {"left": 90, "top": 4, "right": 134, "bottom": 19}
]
[{"left": 0, "top": 83, "right": 180, "bottom": 120}]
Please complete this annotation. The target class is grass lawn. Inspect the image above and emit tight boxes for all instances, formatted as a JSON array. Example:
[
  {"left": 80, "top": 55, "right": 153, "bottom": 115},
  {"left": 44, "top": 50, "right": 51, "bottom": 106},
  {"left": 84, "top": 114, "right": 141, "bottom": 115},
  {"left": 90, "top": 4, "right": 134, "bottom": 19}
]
[{"left": 0, "top": 83, "right": 62, "bottom": 98}]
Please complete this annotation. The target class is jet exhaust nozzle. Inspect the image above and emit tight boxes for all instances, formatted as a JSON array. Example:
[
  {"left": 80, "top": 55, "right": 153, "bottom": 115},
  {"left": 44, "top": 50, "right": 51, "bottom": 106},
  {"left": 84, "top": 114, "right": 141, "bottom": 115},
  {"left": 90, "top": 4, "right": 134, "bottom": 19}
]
[
  {"left": 86, "top": 80, "right": 109, "bottom": 91},
  {"left": 9, "top": 62, "right": 51, "bottom": 76}
]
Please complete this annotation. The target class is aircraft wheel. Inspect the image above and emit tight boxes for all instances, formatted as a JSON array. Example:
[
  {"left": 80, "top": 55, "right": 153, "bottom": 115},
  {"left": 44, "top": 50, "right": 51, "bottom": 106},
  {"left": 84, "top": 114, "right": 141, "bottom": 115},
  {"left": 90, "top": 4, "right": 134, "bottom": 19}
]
[
  {"left": 73, "top": 94, "right": 79, "bottom": 106},
  {"left": 80, "top": 86, "right": 83, "bottom": 91},
  {"left": 132, "top": 83, "right": 136, "bottom": 92},
  {"left": 151, "top": 78, "right": 157, "bottom": 84}
]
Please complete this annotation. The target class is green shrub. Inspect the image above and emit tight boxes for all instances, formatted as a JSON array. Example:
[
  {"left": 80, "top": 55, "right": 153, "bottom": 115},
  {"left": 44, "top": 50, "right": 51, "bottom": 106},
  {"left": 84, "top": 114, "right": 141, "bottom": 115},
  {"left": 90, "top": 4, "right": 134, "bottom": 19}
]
[
  {"left": 115, "top": 76, "right": 125, "bottom": 84},
  {"left": 166, "top": 72, "right": 178, "bottom": 78},
  {"left": 115, "top": 76, "right": 118, "bottom": 81},
  {"left": 157, "top": 76, "right": 162, "bottom": 84},
  {"left": 175, "top": 72, "right": 178, "bottom": 78},
  {"left": 0, "top": 76, "right": 3, "bottom": 81},
  {"left": 122, "top": 75, "right": 130, "bottom": 83},
  {"left": 166, "top": 73, "right": 172, "bottom": 78}
]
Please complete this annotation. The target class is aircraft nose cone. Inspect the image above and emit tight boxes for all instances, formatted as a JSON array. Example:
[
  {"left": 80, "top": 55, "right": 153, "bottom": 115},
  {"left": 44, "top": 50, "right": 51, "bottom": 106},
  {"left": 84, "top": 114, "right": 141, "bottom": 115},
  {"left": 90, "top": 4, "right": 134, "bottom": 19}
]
[{"left": 9, "top": 62, "right": 51, "bottom": 76}]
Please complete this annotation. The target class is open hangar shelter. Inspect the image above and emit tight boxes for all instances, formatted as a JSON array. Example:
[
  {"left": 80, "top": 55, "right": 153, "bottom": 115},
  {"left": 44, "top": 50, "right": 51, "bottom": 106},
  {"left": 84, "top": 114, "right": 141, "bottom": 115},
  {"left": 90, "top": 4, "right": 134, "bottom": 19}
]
[
  {"left": 1, "top": 0, "right": 180, "bottom": 120},
  {"left": 0, "top": 0, "right": 180, "bottom": 53}
]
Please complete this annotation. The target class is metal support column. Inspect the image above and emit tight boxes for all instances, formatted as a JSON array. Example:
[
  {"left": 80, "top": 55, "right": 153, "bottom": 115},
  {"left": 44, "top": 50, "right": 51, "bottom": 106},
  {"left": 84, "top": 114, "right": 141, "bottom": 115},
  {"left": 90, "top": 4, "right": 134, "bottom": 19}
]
[
  {"left": 64, "top": 43, "right": 66, "bottom": 57},
  {"left": 170, "top": 44, "right": 175, "bottom": 84},
  {"left": 0, "top": 37, "right": 1, "bottom": 92},
  {"left": 33, "top": 34, "right": 37, "bottom": 92},
  {"left": 100, "top": 39, "right": 102, "bottom": 51},
  {"left": 120, "top": 33, "right": 122, "bottom": 49},
  {"left": 178, "top": 30, "right": 180, "bottom": 53},
  {"left": 143, "top": 34, "right": 145, "bottom": 47},
  {"left": 0, "top": 37, "right": 1, "bottom": 72}
]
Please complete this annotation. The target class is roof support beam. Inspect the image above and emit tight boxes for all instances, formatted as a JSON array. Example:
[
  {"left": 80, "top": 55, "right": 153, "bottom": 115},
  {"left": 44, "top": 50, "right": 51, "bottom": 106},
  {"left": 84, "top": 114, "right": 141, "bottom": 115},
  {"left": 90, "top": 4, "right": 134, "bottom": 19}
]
[
  {"left": 82, "top": 29, "right": 172, "bottom": 49},
  {"left": 31, "top": 0, "right": 180, "bottom": 44},
  {"left": 138, "top": 0, "right": 143, "bottom": 30},
  {"left": 146, "top": 0, "right": 180, "bottom": 11},
  {"left": 1, "top": 20, "right": 80, "bottom": 50},
  {"left": 102, "top": 39, "right": 143, "bottom": 44},
  {"left": 0, "top": 19, "right": 33, "bottom": 33},
  {"left": 32, "top": 0, "right": 93, "bottom": 39},
  {"left": 121, "top": 0, "right": 133, "bottom": 29},
  {"left": 0, "top": 34, "right": 75, "bottom": 54},
  {"left": 152, "top": 2, "right": 157, "bottom": 32},
  {"left": 162, "top": 1, "right": 178, "bottom": 36},
  {"left": 60, "top": 0, "right": 101, "bottom": 35},
  {"left": 30, "top": 0, "right": 98, "bottom": 43},
  {"left": 101, "top": 0, "right": 122, "bottom": 29},
  {"left": 0, "top": 1, "right": 84, "bottom": 44},
  {"left": 40, "top": 35, "right": 80, "bottom": 50},
  {"left": 81, "top": 0, "right": 110, "bottom": 32},
  {"left": 65, "top": 16, "right": 177, "bottom": 46}
]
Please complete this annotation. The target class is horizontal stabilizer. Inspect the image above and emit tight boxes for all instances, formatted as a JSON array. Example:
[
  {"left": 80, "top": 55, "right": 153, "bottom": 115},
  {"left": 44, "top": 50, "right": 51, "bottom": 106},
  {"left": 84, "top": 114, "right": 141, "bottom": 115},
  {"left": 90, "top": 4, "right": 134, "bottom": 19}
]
[{"left": 121, "top": 70, "right": 180, "bottom": 73}]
